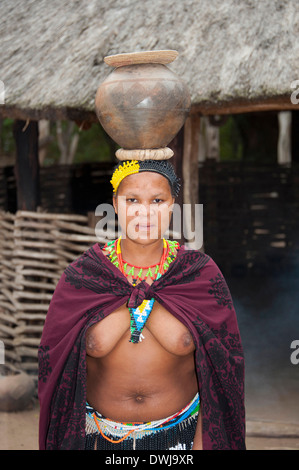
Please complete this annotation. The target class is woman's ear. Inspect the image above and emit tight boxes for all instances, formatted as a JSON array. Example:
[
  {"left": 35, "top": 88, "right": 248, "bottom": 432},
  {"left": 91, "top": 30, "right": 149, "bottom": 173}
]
[
  {"left": 112, "top": 194, "right": 118, "bottom": 215},
  {"left": 169, "top": 196, "right": 175, "bottom": 212}
]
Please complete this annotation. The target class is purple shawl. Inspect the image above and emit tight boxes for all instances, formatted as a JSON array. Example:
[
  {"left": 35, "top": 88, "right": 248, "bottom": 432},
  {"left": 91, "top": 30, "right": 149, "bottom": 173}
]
[{"left": 38, "top": 243, "right": 246, "bottom": 450}]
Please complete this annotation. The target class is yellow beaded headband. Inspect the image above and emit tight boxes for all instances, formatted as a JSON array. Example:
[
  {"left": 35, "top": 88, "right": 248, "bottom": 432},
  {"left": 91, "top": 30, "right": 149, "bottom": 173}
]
[
  {"left": 110, "top": 160, "right": 140, "bottom": 193},
  {"left": 110, "top": 159, "right": 181, "bottom": 196}
]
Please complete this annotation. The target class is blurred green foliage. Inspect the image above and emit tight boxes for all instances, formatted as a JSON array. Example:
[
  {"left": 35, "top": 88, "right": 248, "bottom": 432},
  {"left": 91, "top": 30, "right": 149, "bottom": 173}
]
[
  {"left": 44, "top": 121, "right": 115, "bottom": 166},
  {"left": 219, "top": 116, "right": 243, "bottom": 161},
  {"left": 0, "top": 118, "right": 15, "bottom": 156},
  {"left": 0, "top": 119, "right": 116, "bottom": 166},
  {"left": 219, "top": 113, "right": 278, "bottom": 163}
]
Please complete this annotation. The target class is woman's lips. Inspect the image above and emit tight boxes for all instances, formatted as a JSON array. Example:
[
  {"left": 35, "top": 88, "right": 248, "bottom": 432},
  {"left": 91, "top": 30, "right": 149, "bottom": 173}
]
[{"left": 137, "top": 224, "right": 154, "bottom": 229}]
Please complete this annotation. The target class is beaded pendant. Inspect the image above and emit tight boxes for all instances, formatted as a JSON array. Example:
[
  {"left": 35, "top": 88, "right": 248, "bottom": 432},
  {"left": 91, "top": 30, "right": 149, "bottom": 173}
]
[{"left": 129, "top": 297, "right": 155, "bottom": 343}]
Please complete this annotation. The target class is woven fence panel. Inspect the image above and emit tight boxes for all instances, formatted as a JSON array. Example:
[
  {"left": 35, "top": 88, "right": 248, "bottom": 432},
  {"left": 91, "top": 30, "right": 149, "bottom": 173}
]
[
  {"left": 0, "top": 210, "right": 109, "bottom": 380},
  {"left": 0, "top": 211, "right": 18, "bottom": 367}
]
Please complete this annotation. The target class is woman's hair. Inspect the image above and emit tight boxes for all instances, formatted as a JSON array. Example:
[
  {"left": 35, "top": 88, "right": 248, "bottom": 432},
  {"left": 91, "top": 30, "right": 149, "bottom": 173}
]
[{"left": 110, "top": 159, "right": 181, "bottom": 197}]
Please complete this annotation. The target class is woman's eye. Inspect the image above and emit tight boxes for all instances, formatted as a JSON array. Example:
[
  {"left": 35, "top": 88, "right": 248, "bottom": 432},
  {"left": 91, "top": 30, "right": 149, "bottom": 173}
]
[{"left": 126, "top": 198, "right": 164, "bottom": 204}]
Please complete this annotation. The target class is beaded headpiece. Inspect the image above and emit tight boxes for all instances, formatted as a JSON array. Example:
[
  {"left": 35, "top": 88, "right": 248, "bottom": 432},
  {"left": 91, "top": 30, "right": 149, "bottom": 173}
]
[{"left": 110, "top": 159, "right": 181, "bottom": 197}]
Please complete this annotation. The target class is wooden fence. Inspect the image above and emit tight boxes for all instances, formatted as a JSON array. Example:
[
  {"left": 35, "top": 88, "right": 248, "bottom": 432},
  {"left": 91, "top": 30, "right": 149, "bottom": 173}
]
[{"left": 0, "top": 210, "right": 107, "bottom": 379}]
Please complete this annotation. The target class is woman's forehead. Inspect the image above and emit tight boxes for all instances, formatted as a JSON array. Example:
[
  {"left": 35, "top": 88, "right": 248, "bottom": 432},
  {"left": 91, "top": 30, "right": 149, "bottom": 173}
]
[{"left": 117, "top": 171, "right": 171, "bottom": 193}]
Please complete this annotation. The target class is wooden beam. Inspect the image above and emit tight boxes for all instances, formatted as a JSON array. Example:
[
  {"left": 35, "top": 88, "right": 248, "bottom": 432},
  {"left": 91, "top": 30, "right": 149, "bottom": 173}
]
[
  {"left": 191, "top": 95, "right": 299, "bottom": 116},
  {"left": 0, "top": 105, "right": 98, "bottom": 124},
  {"left": 13, "top": 120, "right": 40, "bottom": 211}
]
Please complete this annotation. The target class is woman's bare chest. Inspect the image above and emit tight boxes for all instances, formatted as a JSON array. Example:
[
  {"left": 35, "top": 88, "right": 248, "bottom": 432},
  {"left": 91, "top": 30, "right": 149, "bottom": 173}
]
[{"left": 86, "top": 300, "right": 195, "bottom": 358}]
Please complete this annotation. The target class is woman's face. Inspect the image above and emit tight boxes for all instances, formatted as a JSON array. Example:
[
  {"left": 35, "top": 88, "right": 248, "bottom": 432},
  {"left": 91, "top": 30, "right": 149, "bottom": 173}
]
[{"left": 113, "top": 171, "right": 175, "bottom": 244}]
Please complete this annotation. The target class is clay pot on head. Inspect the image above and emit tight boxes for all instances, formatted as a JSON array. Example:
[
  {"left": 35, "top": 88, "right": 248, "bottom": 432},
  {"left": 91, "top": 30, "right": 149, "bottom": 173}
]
[{"left": 95, "top": 51, "right": 191, "bottom": 150}]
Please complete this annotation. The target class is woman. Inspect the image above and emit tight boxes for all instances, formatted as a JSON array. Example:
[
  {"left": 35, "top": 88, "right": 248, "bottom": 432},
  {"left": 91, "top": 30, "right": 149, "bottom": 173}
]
[{"left": 38, "top": 159, "right": 245, "bottom": 450}]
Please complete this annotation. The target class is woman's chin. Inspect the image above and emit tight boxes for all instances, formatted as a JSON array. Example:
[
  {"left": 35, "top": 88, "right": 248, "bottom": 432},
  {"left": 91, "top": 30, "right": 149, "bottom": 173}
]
[{"left": 122, "top": 228, "right": 164, "bottom": 244}]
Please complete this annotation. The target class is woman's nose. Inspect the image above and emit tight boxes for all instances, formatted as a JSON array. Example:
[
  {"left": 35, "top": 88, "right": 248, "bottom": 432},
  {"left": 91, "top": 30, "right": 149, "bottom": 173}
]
[{"left": 137, "top": 202, "right": 155, "bottom": 216}]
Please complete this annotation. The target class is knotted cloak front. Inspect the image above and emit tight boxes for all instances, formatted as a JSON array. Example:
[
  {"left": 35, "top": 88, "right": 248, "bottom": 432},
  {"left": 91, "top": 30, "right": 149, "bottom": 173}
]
[{"left": 38, "top": 243, "right": 246, "bottom": 450}]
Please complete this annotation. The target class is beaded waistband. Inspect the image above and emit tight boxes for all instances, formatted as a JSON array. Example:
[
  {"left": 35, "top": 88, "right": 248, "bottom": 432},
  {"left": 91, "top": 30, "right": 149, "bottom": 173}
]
[{"left": 86, "top": 393, "right": 200, "bottom": 441}]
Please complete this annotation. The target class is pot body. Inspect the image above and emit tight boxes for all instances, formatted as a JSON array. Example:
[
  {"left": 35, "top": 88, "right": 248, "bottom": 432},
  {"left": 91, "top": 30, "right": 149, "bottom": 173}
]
[{"left": 95, "top": 63, "right": 190, "bottom": 149}]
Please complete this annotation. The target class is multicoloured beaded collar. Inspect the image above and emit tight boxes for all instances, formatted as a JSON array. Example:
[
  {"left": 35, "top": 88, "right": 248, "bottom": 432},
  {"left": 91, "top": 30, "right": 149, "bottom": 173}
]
[{"left": 103, "top": 237, "right": 179, "bottom": 284}]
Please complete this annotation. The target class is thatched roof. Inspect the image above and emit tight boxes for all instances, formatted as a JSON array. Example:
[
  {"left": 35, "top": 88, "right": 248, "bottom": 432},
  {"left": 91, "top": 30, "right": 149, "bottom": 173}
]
[{"left": 0, "top": 0, "right": 298, "bottom": 121}]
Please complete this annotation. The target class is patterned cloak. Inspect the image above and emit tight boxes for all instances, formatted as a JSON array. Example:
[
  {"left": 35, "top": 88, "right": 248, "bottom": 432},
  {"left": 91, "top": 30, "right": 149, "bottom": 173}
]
[{"left": 38, "top": 243, "right": 246, "bottom": 450}]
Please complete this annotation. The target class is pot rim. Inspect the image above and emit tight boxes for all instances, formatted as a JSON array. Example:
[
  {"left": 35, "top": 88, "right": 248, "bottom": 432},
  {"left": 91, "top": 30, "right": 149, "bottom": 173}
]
[{"left": 104, "top": 50, "right": 179, "bottom": 68}]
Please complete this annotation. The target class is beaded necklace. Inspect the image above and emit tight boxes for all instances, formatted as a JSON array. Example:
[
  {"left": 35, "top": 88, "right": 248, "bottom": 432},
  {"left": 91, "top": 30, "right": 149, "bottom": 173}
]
[{"left": 103, "top": 237, "right": 180, "bottom": 343}]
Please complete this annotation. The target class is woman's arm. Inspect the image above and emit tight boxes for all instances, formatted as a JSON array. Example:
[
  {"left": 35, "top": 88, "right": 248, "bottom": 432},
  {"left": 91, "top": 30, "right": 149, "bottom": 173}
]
[{"left": 192, "top": 408, "right": 203, "bottom": 450}]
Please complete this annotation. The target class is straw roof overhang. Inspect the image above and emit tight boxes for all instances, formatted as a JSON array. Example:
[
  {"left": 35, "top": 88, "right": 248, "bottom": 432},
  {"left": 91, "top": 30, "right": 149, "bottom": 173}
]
[{"left": 0, "top": 0, "right": 299, "bottom": 122}]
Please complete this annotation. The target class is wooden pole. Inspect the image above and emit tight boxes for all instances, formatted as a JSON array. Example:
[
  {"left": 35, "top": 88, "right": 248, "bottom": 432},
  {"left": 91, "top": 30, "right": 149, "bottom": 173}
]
[
  {"left": 182, "top": 114, "right": 202, "bottom": 250},
  {"left": 183, "top": 115, "right": 201, "bottom": 209},
  {"left": 13, "top": 120, "right": 40, "bottom": 211},
  {"left": 277, "top": 111, "right": 292, "bottom": 165},
  {"left": 205, "top": 117, "right": 220, "bottom": 160},
  {"left": 169, "top": 127, "right": 185, "bottom": 245},
  {"left": 169, "top": 114, "right": 202, "bottom": 249}
]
